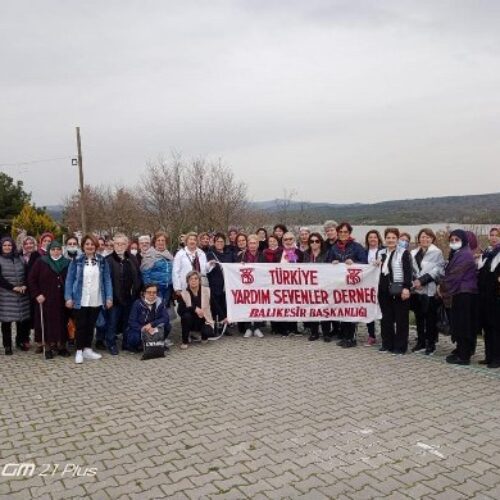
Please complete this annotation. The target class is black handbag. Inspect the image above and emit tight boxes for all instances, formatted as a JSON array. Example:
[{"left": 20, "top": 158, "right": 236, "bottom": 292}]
[
  {"left": 389, "top": 282, "right": 404, "bottom": 296},
  {"left": 436, "top": 303, "right": 451, "bottom": 336}
]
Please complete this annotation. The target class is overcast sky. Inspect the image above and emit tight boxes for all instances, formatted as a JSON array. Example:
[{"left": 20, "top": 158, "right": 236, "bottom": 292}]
[{"left": 1, "top": 0, "right": 499, "bottom": 206}]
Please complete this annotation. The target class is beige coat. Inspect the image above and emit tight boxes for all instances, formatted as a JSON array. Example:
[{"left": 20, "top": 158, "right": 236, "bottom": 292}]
[{"left": 180, "top": 287, "right": 214, "bottom": 326}]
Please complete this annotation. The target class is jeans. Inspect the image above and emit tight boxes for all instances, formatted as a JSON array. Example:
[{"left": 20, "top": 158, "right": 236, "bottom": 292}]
[{"left": 105, "top": 302, "right": 133, "bottom": 349}]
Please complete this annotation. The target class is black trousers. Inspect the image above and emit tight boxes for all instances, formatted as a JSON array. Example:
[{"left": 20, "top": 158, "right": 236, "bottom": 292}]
[
  {"left": 413, "top": 295, "right": 438, "bottom": 346},
  {"left": 379, "top": 292, "right": 410, "bottom": 353},
  {"left": 73, "top": 307, "right": 101, "bottom": 350},
  {"left": 338, "top": 322, "right": 356, "bottom": 341},
  {"left": 210, "top": 293, "right": 227, "bottom": 322},
  {"left": 481, "top": 297, "right": 500, "bottom": 363},
  {"left": 367, "top": 321, "right": 375, "bottom": 337},
  {"left": 181, "top": 312, "right": 213, "bottom": 344},
  {"left": 451, "top": 293, "right": 476, "bottom": 361},
  {"left": 321, "top": 321, "right": 341, "bottom": 337},
  {"left": 1, "top": 320, "right": 30, "bottom": 348},
  {"left": 306, "top": 321, "right": 334, "bottom": 336}
]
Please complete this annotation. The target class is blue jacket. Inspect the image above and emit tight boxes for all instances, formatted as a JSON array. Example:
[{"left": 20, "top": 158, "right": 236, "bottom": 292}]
[
  {"left": 126, "top": 297, "right": 171, "bottom": 349},
  {"left": 141, "top": 258, "right": 173, "bottom": 289},
  {"left": 326, "top": 240, "right": 368, "bottom": 264},
  {"left": 64, "top": 254, "right": 113, "bottom": 309}
]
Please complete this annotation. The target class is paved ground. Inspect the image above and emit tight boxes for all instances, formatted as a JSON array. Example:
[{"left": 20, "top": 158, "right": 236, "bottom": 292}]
[{"left": 1, "top": 324, "right": 500, "bottom": 500}]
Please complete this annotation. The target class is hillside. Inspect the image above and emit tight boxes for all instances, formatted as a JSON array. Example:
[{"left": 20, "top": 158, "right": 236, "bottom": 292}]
[{"left": 253, "top": 192, "right": 500, "bottom": 225}]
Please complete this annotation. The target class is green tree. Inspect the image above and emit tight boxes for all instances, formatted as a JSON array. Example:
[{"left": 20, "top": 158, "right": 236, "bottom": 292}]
[
  {"left": 11, "top": 204, "right": 62, "bottom": 241},
  {"left": 0, "top": 173, "right": 31, "bottom": 234}
]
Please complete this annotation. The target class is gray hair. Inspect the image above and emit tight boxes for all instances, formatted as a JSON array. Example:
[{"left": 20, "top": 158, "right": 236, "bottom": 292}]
[
  {"left": 138, "top": 235, "right": 151, "bottom": 243},
  {"left": 323, "top": 220, "right": 338, "bottom": 230}
]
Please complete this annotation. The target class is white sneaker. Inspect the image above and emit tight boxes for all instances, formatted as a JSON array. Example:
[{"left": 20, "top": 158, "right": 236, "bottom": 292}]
[
  {"left": 75, "top": 350, "right": 83, "bottom": 364},
  {"left": 164, "top": 338, "right": 174, "bottom": 348},
  {"left": 243, "top": 329, "right": 253, "bottom": 338},
  {"left": 83, "top": 348, "right": 102, "bottom": 360},
  {"left": 254, "top": 329, "right": 264, "bottom": 338}
]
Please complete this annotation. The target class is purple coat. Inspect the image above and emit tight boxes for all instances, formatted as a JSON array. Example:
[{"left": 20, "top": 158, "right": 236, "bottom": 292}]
[{"left": 441, "top": 247, "right": 478, "bottom": 297}]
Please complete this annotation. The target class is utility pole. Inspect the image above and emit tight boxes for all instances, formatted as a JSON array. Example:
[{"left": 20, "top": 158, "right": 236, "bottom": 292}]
[{"left": 75, "top": 126, "right": 87, "bottom": 234}]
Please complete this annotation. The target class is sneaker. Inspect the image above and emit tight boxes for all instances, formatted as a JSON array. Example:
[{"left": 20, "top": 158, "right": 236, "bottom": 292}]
[
  {"left": 75, "top": 350, "right": 83, "bottom": 364},
  {"left": 164, "top": 338, "right": 174, "bottom": 348},
  {"left": 243, "top": 329, "right": 253, "bottom": 338},
  {"left": 412, "top": 343, "right": 426, "bottom": 353},
  {"left": 254, "top": 329, "right": 264, "bottom": 338},
  {"left": 109, "top": 346, "right": 119, "bottom": 356},
  {"left": 180, "top": 343, "right": 189, "bottom": 350},
  {"left": 5, "top": 346, "right": 13, "bottom": 356},
  {"left": 82, "top": 348, "right": 102, "bottom": 360},
  {"left": 365, "top": 337, "right": 376, "bottom": 346}
]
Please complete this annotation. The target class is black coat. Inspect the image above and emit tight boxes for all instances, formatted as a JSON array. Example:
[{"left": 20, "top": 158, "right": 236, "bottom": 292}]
[
  {"left": 206, "top": 248, "right": 235, "bottom": 295},
  {"left": 105, "top": 251, "right": 142, "bottom": 305}
]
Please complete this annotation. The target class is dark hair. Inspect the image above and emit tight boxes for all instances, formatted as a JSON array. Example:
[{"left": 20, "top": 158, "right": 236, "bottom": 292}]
[
  {"left": 400, "top": 232, "right": 411, "bottom": 241},
  {"left": 417, "top": 228, "right": 436, "bottom": 243},
  {"left": 66, "top": 236, "right": 78, "bottom": 245},
  {"left": 236, "top": 232, "right": 247, "bottom": 243},
  {"left": 213, "top": 232, "right": 226, "bottom": 242},
  {"left": 142, "top": 283, "right": 159, "bottom": 294},
  {"left": 384, "top": 227, "right": 400, "bottom": 238},
  {"left": 337, "top": 222, "right": 353, "bottom": 234},
  {"left": 307, "top": 232, "right": 325, "bottom": 253},
  {"left": 364, "top": 230, "right": 382, "bottom": 249},
  {"left": 267, "top": 234, "right": 279, "bottom": 244},
  {"left": 490, "top": 227, "right": 499, "bottom": 235},
  {"left": 273, "top": 224, "right": 288, "bottom": 234},
  {"left": 81, "top": 234, "right": 100, "bottom": 251},
  {"left": 256, "top": 227, "right": 268, "bottom": 238}
]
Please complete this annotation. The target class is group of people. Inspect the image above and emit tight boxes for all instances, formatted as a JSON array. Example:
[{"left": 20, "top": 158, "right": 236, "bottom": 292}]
[{"left": 0, "top": 223, "right": 498, "bottom": 368}]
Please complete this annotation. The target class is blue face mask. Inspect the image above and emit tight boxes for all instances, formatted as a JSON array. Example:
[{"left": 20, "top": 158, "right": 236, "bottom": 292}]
[{"left": 398, "top": 240, "right": 409, "bottom": 250}]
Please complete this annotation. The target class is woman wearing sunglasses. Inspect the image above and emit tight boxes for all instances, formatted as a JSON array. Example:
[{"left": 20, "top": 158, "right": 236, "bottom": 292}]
[{"left": 304, "top": 232, "right": 329, "bottom": 341}]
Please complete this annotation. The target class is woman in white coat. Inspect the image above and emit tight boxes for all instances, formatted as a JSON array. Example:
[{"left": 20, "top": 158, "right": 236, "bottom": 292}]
[
  {"left": 173, "top": 232, "right": 208, "bottom": 295},
  {"left": 411, "top": 228, "right": 445, "bottom": 355}
]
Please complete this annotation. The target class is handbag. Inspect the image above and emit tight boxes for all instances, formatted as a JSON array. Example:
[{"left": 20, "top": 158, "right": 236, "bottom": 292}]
[
  {"left": 389, "top": 282, "right": 404, "bottom": 296},
  {"left": 436, "top": 303, "right": 451, "bottom": 336}
]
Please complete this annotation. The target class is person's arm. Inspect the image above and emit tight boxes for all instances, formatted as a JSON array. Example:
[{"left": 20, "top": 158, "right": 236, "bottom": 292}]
[
  {"left": 102, "top": 258, "right": 113, "bottom": 307},
  {"left": 64, "top": 260, "right": 76, "bottom": 302},
  {"left": 172, "top": 251, "right": 182, "bottom": 292},
  {"left": 27, "top": 259, "right": 43, "bottom": 299},
  {"left": 127, "top": 301, "right": 143, "bottom": 333},
  {"left": 402, "top": 251, "right": 413, "bottom": 289},
  {"left": 151, "top": 302, "right": 171, "bottom": 334},
  {"left": 0, "top": 263, "right": 14, "bottom": 290}
]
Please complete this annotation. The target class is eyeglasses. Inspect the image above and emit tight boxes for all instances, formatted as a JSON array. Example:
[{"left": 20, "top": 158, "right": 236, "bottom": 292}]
[{"left": 309, "top": 239, "right": 320, "bottom": 244}]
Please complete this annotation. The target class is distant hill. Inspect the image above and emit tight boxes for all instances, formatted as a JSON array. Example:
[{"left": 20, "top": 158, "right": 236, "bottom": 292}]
[{"left": 252, "top": 192, "right": 500, "bottom": 225}]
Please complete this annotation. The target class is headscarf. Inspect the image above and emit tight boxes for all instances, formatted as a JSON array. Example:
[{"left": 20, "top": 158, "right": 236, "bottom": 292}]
[
  {"left": 448, "top": 229, "right": 469, "bottom": 260},
  {"left": 38, "top": 231, "right": 55, "bottom": 255},
  {"left": 0, "top": 236, "right": 17, "bottom": 258},
  {"left": 42, "top": 240, "right": 70, "bottom": 274}
]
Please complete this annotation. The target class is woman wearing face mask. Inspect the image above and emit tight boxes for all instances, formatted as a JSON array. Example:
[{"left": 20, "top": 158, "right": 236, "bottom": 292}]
[
  {"left": 65, "top": 234, "right": 113, "bottom": 364},
  {"left": 128, "top": 240, "right": 139, "bottom": 257},
  {"left": 477, "top": 227, "right": 500, "bottom": 368},
  {"left": 64, "top": 236, "right": 81, "bottom": 261},
  {"left": 378, "top": 228, "right": 413, "bottom": 355},
  {"left": 364, "top": 230, "right": 384, "bottom": 346},
  {"left": 0, "top": 237, "right": 31, "bottom": 354},
  {"left": 206, "top": 233, "right": 235, "bottom": 332},
  {"left": 439, "top": 230, "right": 478, "bottom": 365},
  {"left": 28, "top": 241, "right": 71, "bottom": 359},
  {"left": 38, "top": 232, "right": 55, "bottom": 256},
  {"left": 126, "top": 283, "right": 171, "bottom": 356},
  {"left": 326, "top": 222, "right": 368, "bottom": 348},
  {"left": 410, "top": 229, "right": 445, "bottom": 355}
]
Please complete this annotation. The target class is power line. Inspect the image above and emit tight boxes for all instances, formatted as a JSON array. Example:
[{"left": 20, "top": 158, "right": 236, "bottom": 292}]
[{"left": 0, "top": 156, "right": 74, "bottom": 168}]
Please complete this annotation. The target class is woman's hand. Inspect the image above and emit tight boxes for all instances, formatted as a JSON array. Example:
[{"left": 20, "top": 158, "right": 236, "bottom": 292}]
[
  {"left": 331, "top": 260, "right": 340, "bottom": 265},
  {"left": 36, "top": 295, "right": 46, "bottom": 304},
  {"left": 142, "top": 323, "right": 153, "bottom": 334},
  {"left": 195, "top": 307, "right": 204, "bottom": 318},
  {"left": 413, "top": 279, "right": 422, "bottom": 290},
  {"left": 65, "top": 299, "right": 73, "bottom": 309},
  {"left": 401, "top": 288, "right": 411, "bottom": 301},
  {"left": 106, "top": 299, "right": 113, "bottom": 310},
  {"left": 345, "top": 259, "right": 353, "bottom": 265}
]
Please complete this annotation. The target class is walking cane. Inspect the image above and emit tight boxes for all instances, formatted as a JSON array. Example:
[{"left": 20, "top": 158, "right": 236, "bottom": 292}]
[{"left": 39, "top": 302, "right": 46, "bottom": 361}]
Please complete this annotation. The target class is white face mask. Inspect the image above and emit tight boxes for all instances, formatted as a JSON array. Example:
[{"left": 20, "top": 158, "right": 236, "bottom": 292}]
[
  {"left": 144, "top": 298, "right": 156, "bottom": 305},
  {"left": 130, "top": 249, "right": 138, "bottom": 256},
  {"left": 449, "top": 242, "right": 462, "bottom": 251},
  {"left": 52, "top": 255, "right": 62, "bottom": 261}
]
